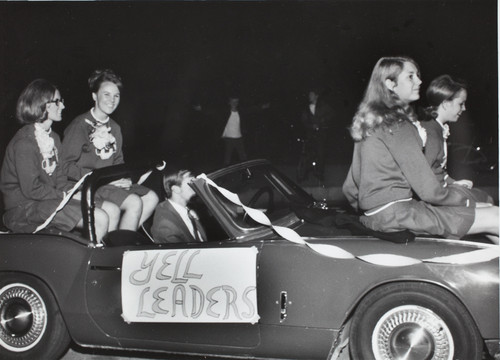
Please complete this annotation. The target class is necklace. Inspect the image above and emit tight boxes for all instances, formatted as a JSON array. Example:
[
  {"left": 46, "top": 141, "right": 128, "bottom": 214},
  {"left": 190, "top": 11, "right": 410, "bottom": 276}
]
[{"left": 91, "top": 107, "right": 110, "bottom": 125}]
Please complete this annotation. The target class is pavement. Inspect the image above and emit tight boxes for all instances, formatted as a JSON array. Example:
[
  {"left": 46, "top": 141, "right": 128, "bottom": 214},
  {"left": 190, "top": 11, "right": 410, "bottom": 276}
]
[{"left": 61, "top": 347, "right": 213, "bottom": 360}]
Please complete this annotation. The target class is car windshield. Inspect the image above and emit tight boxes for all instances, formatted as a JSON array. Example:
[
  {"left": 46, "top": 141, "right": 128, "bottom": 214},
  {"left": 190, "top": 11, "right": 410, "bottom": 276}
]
[{"left": 208, "top": 163, "right": 314, "bottom": 229}]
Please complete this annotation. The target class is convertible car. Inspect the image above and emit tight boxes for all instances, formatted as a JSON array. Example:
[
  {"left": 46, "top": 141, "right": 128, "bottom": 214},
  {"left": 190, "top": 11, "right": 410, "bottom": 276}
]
[{"left": 0, "top": 159, "right": 498, "bottom": 360}]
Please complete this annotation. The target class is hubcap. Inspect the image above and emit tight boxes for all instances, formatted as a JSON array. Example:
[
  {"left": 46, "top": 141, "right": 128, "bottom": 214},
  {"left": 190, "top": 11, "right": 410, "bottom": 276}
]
[
  {"left": 0, "top": 284, "right": 47, "bottom": 352},
  {"left": 372, "top": 305, "right": 453, "bottom": 360}
]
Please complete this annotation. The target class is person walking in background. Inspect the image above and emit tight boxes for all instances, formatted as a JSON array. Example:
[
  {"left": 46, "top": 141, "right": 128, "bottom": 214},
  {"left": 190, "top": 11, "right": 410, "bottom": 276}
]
[
  {"left": 0, "top": 79, "right": 118, "bottom": 242},
  {"left": 194, "top": 94, "right": 270, "bottom": 166},
  {"left": 220, "top": 96, "right": 271, "bottom": 166},
  {"left": 299, "top": 88, "right": 335, "bottom": 180},
  {"left": 342, "top": 56, "right": 498, "bottom": 242},
  {"left": 151, "top": 168, "right": 206, "bottom": 243},
  {"left": 422, "top": 74, "right": 494, "bottom": 204},
  {"left": 221, "top": 96, "right": 247, "bottom": 165},
  {"left": 61, "top": 69, "right": 158, "bottom": 231}
]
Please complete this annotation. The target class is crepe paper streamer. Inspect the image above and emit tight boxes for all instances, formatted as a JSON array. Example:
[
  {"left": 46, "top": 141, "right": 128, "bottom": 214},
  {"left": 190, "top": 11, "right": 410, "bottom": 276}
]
[
  {"left": 307, "top": 243, "right": 355, "bottom": 259},
  {"left": 137, "top": 170, "right": 152, "bottom": 185},
  {"left": 423, "top": 247, "right": 500, "bottom": 265},
  {"left": 198, "top": 174, "right": 350, "bottom": 258},
  {"left": 273, "top": 226, "right": 306, "bottom": 245},
  {"left": 358, "top": 254, "right": 422, "bottom": 267},
  {"left": 243, "top": 205, "right": 272, "bottom": 226},
  {"left": 196, "top": 173, "right": 500, "bottom": 267},
  {"left": 137, "top": 161, "right": 167, "bottom": 185},
  {"left": 34, "top": 171, "right": 93, "bottom": 233},
  {"left": 216, "top": 186, "right": 242, "bottom": 205}
]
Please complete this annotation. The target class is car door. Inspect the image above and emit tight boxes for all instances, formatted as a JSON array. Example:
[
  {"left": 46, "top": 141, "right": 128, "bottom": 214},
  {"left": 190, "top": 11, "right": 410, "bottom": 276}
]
[
  {"left": 85, "top": 240, "right": 263, "bottom": 351},
  {"left": 257, "top": 239, "right": 354, "bottom": 329}
]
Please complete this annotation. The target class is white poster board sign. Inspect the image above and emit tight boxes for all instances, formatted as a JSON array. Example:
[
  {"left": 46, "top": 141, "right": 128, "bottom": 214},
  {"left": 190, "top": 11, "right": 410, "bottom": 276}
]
[{"left": 121, "top": 247, "right": 259, "bottom": 323}]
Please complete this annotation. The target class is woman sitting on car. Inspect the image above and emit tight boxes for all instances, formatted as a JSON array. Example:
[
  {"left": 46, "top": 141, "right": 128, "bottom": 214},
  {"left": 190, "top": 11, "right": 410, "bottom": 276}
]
[
  {"left": 421, "top": 74, "right": 494, "bottom": 204},
  {"left": 0, "top": 79, "right": 119, "bottom": 242},
  {"left": 342, "top": 56, "right": 498, "bottom": 242},
  {"left": 61, "top": 69, "right": 158, "bottom": 231}
]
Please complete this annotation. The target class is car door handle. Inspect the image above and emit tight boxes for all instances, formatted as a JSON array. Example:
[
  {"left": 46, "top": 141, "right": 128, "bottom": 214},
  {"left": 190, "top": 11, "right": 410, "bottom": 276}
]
[{"left": 280, "top": 291, "right": 287, "bottom": 322}]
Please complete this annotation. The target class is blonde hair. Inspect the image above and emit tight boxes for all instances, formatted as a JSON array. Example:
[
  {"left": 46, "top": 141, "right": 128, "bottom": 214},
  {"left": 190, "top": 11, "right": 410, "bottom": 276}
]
[{"left": 349, "top": 56, "right": 420, "bottom": 141}]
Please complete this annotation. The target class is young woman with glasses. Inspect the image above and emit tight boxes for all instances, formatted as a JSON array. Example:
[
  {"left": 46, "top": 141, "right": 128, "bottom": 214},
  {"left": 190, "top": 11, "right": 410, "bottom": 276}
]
[{"left": 0, "top": 79, "right": 118, "bottom": 242}]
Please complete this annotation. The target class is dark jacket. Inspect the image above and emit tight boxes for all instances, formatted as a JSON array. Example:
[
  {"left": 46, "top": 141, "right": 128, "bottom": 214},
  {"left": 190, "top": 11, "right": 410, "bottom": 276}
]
[{"left": 151, "top": 200, "right": 196, "bottom": 243}]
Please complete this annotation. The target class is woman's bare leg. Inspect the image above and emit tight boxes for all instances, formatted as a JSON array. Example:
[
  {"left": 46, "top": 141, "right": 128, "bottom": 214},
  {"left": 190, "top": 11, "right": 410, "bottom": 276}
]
[
  {"left": 119, "top": 194, "right": 142, "bottom": 230},
  {"left": 101, "top": 201, "right": 120, "bottom": 231},
  {"left": 468, "top": 206, "right": 499, "bottom": 236},
  {"left": 90, "top": 208, "right": 110, "bottom": 243},
  {"left": 139, "top": 191, "right": 159, "bottom": 226}
]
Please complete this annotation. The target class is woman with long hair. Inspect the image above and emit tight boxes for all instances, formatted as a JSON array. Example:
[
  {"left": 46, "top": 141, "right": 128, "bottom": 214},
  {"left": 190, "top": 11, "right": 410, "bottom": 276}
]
[{"left": 343, "top": 57, "right": 498, "bottom": 241}]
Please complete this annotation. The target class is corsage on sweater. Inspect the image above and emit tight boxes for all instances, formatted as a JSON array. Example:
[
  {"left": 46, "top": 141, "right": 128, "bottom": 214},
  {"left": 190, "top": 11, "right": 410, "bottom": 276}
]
[
  {"left": 34, "top": 123, "right": 58, "bottom": 175},
  {"left": 85, "top": 118, "right": 117, "bottom": 160}
]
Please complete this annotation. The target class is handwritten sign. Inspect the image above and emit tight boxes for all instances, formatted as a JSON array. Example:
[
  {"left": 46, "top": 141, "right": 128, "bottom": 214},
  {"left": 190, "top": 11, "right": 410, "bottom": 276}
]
[{"left": 121, "top": 247, "right": 259, "bottom": 323}]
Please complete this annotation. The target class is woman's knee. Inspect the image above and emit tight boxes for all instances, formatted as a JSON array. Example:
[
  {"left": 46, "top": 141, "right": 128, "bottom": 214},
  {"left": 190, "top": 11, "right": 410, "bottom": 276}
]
[
  {"left": 101, "top": 201, "right": 120, "bottom": 230},
  {"left": 94, "top": 208, "right": 110, "bottom": 230},
  {"left": 470, "top": 206, "right": 499, "bottom": 235},
  {"left": 142, "top": 191, "right": 159, "bottom": 210},
  {"left": 102, "top": 201, "right": 120, "bottom": 218},
  {"left": 121, "top": 194, "right": 143, "bottom": 213}
]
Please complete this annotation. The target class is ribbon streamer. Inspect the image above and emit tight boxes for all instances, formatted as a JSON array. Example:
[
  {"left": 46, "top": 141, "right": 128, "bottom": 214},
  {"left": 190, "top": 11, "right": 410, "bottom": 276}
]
[
  {"left": 34, "top": 171, "right": 93, "bottom": 233},
  {"left": 34, "top": 163, "right": 165, "bottom": 234},
  {"left": 137, "top": 161, "right": 167, "bottom": 185},
  {"left": 197, "top": 173, "right": 500, "bottom": 267},
  {"left": 424, "top": 247, "right": 500, "bottom": 265}
]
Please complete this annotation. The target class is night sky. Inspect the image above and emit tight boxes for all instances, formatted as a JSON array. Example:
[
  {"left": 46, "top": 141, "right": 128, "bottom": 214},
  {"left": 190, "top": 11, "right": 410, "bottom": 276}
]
[{"left": 0, "top": 1, "right": 497, "bottom": 173}]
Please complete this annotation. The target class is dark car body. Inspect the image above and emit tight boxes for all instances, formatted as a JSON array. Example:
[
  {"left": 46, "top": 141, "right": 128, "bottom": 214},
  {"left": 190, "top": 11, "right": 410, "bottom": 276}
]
[{"left": 0, "top": 160, "right": 498, "bottom": 360}]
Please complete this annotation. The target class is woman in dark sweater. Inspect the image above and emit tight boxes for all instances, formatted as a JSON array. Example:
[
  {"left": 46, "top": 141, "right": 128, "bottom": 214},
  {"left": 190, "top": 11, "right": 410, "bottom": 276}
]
[
  {"left": 0, "top": 79, "right": 118, "bottom": 242},
  {"left": 62, "top": 69, "right": 158, "bottom": 231},
  {"left": 343, "top": 57, "right": 498, "bottom": 241},
  {"left": 422, "top": 74, "right": 494, "bottom": 204}
]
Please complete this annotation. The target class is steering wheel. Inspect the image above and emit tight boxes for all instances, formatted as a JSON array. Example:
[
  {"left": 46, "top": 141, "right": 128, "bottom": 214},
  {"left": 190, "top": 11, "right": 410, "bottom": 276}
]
[{"left": 242, "top": 186, "right": 274, "bottom": 223}]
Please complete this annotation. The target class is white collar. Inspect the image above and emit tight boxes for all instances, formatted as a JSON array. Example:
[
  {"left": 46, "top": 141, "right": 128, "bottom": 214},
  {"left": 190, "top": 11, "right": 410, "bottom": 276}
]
[
  {"left": 91, "top": 108, "right": 110, "bottom": 125},
  {"left": 169, "top": 199, "right": 189, "bottom": 215},
  {"left": 435, "top": 118, "right": 446, "bottom": 129},
  {"left": 435, "top": 118, "right": 450, "bottom": 138}
]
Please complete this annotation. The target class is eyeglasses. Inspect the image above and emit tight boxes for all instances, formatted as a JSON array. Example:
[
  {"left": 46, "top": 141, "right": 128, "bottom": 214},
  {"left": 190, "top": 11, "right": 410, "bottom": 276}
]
[{"left": 47, "top": 98, "right": 64, "bottom": 106}]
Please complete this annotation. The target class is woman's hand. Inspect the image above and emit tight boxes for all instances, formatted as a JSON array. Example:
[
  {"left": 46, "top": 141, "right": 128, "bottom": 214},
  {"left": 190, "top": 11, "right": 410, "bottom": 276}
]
[
  {"left": 110, "top": 178, "right": 132, "bottom": 189},
  {"left": 453, "top": 179, "right": 473, "bottom": 189}
]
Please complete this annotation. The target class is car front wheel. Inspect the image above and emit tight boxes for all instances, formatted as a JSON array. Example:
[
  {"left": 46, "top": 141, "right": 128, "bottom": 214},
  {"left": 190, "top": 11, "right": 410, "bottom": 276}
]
[
  {"left": 0, "top": 274, "right": 70, "bottom": 360},
  {"left": 349, "top": 282, "right": 483, "bottom": 360}
]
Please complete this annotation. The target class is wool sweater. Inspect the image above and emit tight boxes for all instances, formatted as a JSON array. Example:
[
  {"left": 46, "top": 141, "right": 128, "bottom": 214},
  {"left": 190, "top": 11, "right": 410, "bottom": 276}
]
[
  {"left": 61, "top": 110, "right": 124, "bottom": 182},
  {"left": 0, "top": 124, "right": 69, "bottom": 210},
  {"left": 343, "top": 120, "right": 471, "bottom": 213},
  {"left": 421, "top": 119, "right": 453, "bottom": 185}
]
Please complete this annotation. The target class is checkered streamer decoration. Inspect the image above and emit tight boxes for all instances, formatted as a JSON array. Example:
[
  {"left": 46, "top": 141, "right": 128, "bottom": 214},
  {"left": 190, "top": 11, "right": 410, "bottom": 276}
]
[{"left": 197, "top": 174, "right": 499, "bottom": 267}]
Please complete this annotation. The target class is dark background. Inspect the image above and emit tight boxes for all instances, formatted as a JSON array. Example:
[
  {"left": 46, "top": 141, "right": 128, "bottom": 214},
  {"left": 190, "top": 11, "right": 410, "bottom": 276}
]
[{"left": 0, "top": 0, "right": 497, "bottom": 174}]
